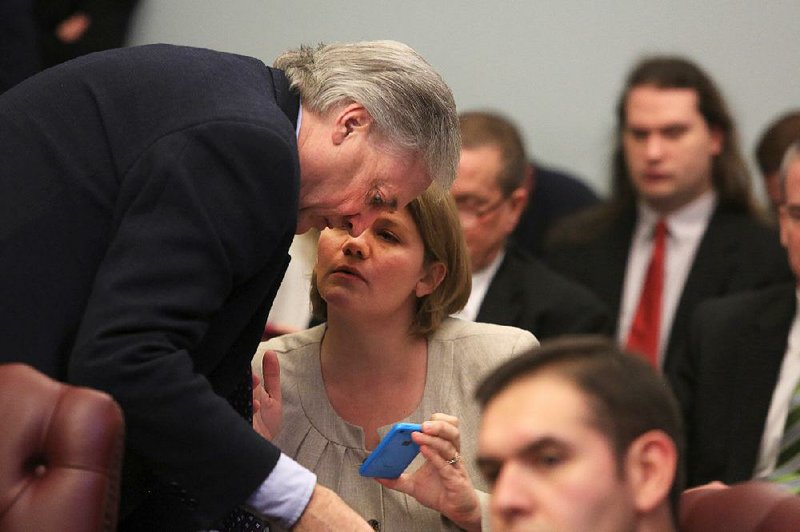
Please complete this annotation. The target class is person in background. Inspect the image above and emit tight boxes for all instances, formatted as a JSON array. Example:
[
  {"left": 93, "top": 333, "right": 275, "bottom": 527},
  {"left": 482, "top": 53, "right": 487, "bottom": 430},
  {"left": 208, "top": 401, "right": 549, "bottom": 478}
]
[
  {"left": 34, "top": 0, "right": 140, "bottom": 69},
  {"left": 546, "top": 55, "right": 791, "bottom": 383},
  {"left": 755, "top": 109, "right": 800, "bottom": 216},
  {"left": 476, "top": 336, "right": 683, "bottom": 532},
  {"left": 0, "top": 0, "right": 39, "bottom": 93},
  {"left": 512, "top": 161, "right": 599, "bottom": 257},
  {"left": 675, "top": 140, "right": 800, "bottom": 490},
  {"left": 451, "top": 111, "right": 611, "bottom": 340},
  {"left": 253, "top": 188, "right": 538, "bottom": 531},
  {"left": 0, "top": 40, "right": 459, "bottom": 530}
]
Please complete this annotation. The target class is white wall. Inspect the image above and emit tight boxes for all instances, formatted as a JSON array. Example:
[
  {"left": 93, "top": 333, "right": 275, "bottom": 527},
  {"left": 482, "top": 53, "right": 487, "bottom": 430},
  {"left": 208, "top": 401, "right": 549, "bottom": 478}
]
[{"left": 128, "top": 0, "right": 800, "bottom": 200}]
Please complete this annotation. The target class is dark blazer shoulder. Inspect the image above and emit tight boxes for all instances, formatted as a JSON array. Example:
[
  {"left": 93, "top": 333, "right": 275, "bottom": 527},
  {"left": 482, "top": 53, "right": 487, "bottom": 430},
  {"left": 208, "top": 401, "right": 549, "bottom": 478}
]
[
  {"left": 478, "top": 244, "right": 613, "bottom": 340},
  {"left": 676, "top": 282, "right": 795, "bottom": 486}
]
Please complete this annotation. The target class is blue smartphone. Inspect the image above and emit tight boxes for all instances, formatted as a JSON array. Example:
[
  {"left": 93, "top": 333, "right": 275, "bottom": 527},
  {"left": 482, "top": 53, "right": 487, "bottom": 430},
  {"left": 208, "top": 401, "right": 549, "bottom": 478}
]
[{"left": 359, "top": 422, "right": 422, "bottom": 478}]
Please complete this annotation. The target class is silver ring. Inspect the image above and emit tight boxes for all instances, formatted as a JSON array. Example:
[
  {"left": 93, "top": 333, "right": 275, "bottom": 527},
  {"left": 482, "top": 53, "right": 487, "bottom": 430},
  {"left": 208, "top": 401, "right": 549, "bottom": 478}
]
[{"left": 445, "top": 452, "right": 461, "bottom": 465}]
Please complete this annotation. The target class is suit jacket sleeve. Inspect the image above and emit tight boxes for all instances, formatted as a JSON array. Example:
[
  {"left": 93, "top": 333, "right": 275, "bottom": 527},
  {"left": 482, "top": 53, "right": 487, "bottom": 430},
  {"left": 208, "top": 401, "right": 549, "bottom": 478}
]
[{"left": 68, "top": 118, "right": 298, "bottom": 525}]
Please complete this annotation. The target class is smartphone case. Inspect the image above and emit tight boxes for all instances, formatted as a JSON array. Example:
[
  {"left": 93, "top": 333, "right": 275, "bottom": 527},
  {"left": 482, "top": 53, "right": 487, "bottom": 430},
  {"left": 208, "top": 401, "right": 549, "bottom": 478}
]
[{"left": 359, "top": 422, "right": 422, "bottom": 478}]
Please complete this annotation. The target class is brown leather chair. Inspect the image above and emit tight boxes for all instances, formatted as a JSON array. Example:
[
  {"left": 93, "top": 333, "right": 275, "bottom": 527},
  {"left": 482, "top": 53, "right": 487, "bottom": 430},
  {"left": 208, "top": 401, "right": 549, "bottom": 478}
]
[
  {"left": 0, "top": 363, "right": 124, "bottom": 531},
  {"left": 680, "top": 480, "right": 800, "bottom": 532}
]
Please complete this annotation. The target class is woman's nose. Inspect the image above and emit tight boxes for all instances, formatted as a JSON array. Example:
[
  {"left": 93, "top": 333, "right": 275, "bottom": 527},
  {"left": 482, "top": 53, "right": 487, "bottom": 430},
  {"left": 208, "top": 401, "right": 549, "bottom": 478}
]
[{"left": 342, "top": 234, "right": 369, "bottom": 259}]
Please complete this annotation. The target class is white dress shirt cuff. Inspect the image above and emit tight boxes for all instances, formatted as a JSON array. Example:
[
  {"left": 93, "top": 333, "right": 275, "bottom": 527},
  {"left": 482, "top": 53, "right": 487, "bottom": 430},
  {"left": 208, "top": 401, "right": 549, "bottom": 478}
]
[{"left": 244, "top": 453, "right": 317, "bottom": 528}]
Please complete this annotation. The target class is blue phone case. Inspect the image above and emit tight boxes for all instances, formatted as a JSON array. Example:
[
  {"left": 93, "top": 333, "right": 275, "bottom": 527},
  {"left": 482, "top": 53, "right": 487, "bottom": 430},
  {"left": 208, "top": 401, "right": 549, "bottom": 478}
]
[{"left": 359, "top": 422, "right": 422, "bottom": 478}]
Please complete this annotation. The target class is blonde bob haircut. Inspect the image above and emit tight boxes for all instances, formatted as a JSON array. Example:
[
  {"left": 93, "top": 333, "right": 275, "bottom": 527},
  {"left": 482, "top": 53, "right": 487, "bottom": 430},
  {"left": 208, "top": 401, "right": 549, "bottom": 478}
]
[{"left": 310, "top": 187, "right": 471, "bottom": 336}]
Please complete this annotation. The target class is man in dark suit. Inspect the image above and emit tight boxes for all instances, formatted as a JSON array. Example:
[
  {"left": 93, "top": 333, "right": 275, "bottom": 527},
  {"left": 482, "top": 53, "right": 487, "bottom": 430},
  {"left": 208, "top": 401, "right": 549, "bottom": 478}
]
[
  {"left": 0, "top": 41, "right": 459, "bottom": 530},
  {"left": 451, "top": 111, "right": 611, "bottom": 340},
  {"left": 0, "top": 0, "right": 40, "bottom": 93},
  {"left": 512, "top": 162, "right": 600, "bottom": 257},
  {"left": 674, "top": 140, "right": 800, "bottom": 488},
  {"left": 546, "top": 56, "right": 791, "bottom": 381}
]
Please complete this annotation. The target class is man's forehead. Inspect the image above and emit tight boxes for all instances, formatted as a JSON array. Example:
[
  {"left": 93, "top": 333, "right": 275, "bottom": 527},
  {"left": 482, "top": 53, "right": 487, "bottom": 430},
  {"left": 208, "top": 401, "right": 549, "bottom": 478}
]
[
  {"left": 482, "top": 373, "right": 599, "bottom": 444},
  {"left": 624, "top": 86, "right": 702, "bottom": 121}
]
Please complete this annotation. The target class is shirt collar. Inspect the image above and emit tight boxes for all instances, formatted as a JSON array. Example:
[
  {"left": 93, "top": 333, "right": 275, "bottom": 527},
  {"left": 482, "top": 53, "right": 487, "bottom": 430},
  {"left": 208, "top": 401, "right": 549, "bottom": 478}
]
[
  {"left": 296, "top": 102, "right": 303, "bottom": 139},
  {"left": 636, "top": 190, "right": 717, "bottom": 239}
]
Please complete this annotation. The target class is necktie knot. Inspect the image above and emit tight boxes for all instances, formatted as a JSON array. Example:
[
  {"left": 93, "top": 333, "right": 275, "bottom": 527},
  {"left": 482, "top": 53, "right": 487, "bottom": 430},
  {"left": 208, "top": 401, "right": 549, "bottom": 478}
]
[{"left": 653, "top": 219, "right": 668, "bottom": 241}]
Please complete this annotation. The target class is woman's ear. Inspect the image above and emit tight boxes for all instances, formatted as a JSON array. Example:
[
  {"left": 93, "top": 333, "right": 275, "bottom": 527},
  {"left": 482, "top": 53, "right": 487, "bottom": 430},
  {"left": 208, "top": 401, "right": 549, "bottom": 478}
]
[
  {"left": 415, "top": 261, "right": 447, "bottom": 298},
  {"left": 624, "top": 430, "right": 678, "bottom": 515}
]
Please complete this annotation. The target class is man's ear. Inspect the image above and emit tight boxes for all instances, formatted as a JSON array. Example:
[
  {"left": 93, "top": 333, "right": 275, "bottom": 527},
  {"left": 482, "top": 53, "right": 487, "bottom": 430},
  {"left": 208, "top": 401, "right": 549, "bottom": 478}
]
[
  {"left": 624, "top": 430, "right": 677, "bottom": 514},
  {"left": 779, "top": 206, "right": 790, "bottom": 249},
  {"left": 331, "top": 103, "right": 373, "bottom": 145},
  {"left": 415, "top": 261, "right": 447, "bottom": 298},
  {"left": 709, "top": 126, "right": 724, "bottom": 156},
  {"left": 523, "top": 164, "right": 535, "bottom": 194},
  {"left": 509, "top": 186, "right": 529, "bottom": 217},
  {"left": 500, "top": 186, "right": 529, "bottom": 235}
]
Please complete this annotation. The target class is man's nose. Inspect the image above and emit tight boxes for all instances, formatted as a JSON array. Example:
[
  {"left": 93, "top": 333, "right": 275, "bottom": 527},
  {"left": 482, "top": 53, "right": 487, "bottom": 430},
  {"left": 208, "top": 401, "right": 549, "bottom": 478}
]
[
  {"left": 490, "top": 463, "right": 534, "bottom": 523},
  {"left": 645, "top": 134, "right": 665, "bottom": 160}
]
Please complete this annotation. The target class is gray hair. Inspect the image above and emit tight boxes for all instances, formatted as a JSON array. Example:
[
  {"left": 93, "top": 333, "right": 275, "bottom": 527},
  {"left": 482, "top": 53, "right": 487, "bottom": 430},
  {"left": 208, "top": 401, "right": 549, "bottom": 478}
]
[
  {"left": 274, "top": 40, "right": 460, "bottom": 190},
  {"left": 778, "top": 139, "right": 800, "bottom": 204}
]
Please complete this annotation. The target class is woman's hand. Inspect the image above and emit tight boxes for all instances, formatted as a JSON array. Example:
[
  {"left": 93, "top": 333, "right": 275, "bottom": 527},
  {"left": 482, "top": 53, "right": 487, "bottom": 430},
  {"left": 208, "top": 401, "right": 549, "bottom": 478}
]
[
  {"left": 252, "top": 349, "right": 282, "bottom": 440},
  {"left": 377, "top": 413, "right": 481, "bottom": 531}
]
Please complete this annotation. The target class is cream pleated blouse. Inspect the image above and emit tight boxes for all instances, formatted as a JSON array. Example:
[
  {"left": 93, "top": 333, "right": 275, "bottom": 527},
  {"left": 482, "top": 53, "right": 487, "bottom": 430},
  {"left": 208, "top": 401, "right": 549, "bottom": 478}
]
[{"left": 254, "top": 318, "right": 538, "bottom": 532}]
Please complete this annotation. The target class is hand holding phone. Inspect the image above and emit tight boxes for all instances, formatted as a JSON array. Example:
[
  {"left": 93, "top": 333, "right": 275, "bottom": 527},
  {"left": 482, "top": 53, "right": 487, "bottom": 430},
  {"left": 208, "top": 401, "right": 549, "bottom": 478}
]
[{"left": 359, "top": 422, "right": 422, "bottom": 478}]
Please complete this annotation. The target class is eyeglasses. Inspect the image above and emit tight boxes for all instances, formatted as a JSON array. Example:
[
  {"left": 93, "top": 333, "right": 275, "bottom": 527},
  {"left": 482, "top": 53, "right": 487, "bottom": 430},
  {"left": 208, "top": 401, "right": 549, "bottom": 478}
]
[{"left": 455, "top": 196, "right": 507, "bottom": 226}]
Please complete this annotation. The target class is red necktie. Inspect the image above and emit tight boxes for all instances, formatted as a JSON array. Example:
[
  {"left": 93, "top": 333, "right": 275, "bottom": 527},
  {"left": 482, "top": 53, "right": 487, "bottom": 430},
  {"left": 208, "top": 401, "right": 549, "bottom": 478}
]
[{"left": 626, "top": 219, "right": 667, "bottom": 368}]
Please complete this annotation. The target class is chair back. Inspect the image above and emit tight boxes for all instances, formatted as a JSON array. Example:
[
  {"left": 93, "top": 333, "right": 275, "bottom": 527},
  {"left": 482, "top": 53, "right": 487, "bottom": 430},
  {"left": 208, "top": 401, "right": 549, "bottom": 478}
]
[
  {"left": 680, "top": 480, "right": 800, "bottom": 532},
  {"left": 0, "top": 363, "right": 124, "bottom": 531}
]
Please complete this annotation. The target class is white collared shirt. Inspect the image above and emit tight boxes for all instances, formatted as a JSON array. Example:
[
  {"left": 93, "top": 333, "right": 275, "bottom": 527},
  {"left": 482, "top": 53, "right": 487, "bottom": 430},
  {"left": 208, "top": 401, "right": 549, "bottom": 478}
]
[
  {"left": 754, "top": 291, "right": 800, "bottom": 478},
  {"left": 453, "top": 249, "right": 506, "bottom": 322},
  {"left": 617, "top": 191, "right": 717, "bottom": 367}
]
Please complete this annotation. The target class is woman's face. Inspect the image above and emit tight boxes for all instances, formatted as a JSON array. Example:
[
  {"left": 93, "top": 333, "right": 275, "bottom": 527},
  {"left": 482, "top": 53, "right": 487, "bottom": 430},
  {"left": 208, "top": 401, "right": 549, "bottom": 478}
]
[{"left": 315, "top": 206, "right": 443, "bottom": 320}]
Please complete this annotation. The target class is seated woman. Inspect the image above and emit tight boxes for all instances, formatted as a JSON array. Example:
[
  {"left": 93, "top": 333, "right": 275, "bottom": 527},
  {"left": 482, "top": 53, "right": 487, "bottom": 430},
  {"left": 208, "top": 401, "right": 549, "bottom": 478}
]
[{"left": 252, "top": 188, "right": 537, "bottom": 531}]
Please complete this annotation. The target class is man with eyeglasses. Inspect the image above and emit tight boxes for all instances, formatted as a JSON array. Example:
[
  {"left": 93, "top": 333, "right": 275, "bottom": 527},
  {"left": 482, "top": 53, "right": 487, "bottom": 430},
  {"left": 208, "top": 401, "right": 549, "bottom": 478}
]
[{"left": 450, "top": 111, "right": 611, "bottom": 340}]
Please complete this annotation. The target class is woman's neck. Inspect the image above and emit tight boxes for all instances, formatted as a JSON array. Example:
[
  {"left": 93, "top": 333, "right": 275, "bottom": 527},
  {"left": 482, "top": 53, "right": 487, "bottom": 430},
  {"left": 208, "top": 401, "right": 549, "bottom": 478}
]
[{"left": 320, "top": 311, "right": 429, "bottom": 448}]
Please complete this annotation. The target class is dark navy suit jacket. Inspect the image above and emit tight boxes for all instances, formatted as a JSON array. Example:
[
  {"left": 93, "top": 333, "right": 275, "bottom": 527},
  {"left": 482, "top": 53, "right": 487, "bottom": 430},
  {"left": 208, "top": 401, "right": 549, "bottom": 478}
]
[
  {"left": 672, "top": 284, "right": 796, "bottom": 486},
  {"left": 545, "top": 205, "right": 792, "bottom": 384},
  {"left": 477, "top": 243, "right": 612, "bottom": 340},
  {"left": 512, "top": 163, "right": 599, "bottom": 257},
  {"left": 0, "top": 44, "right": 300, "bottom": 529}
]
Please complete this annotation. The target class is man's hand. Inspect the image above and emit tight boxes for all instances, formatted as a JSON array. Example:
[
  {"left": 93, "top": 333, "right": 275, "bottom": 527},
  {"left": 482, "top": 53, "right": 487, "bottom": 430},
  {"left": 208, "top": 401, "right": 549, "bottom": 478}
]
[{"left": 292, "top": 484, "right": 372, "bottom": 531}]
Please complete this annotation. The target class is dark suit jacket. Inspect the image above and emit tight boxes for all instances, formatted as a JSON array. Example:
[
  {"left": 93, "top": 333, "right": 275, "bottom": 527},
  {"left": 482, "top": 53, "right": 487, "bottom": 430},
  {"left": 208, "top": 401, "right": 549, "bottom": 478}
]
[
  {"left": 477, "top": 244, "right": 613, "bottom": 340},
  {"left": 0, "top": 44, "right": 300, "bottom": 529},
  {"left": 512, "top": 163, "right": 599, "bottom": 257},
  {"left": 545, "top": 205, "right": 792, "bottom": 382},
  {"left": 672, "top": 284, "right": 796, "bottom": 486}
]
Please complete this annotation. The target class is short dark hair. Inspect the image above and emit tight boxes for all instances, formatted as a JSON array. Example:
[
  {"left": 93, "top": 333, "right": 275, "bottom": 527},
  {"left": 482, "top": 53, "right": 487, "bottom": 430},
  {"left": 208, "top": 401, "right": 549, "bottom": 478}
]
[
  {"left": 459, "top": 111, "right": 528, "bottom": 196},
  {"left": 778, "top": 140, "right": 800, "bottom": 204},
  {"left": 755, "top": 110, "right": 800, "bottom": 176},
  {"left": 476, "top": 336, "right": 685, "bottom": 522},
  {"left": 610, "top": 56, "right": 756, "bottom": 216}
]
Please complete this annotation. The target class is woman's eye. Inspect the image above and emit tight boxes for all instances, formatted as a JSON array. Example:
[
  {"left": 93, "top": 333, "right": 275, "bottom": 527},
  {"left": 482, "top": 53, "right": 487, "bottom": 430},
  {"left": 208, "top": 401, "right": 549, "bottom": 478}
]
[{"left": 378, "top": 230, "right": 398, "bottom": 242}]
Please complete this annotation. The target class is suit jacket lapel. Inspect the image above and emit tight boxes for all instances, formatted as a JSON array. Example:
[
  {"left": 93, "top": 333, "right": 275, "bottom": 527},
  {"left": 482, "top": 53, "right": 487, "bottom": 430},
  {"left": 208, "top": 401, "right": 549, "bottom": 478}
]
[
  {"left": 476, "top": 253, "right": 522, "bottom": 327},
  {"left": 597, "top": 211, "right": 636, "bottom": 322},
  {"left": 726, "top": 287, "right": 795, "bottom": 479},
  {"left": 665, "top": 209, "right": 737, "bottom": 370}
]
